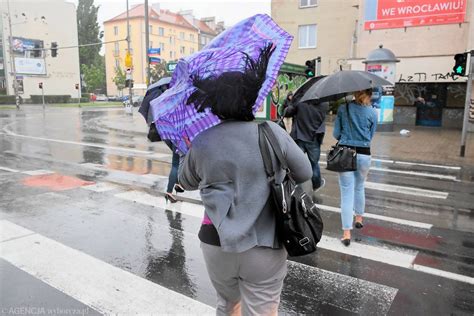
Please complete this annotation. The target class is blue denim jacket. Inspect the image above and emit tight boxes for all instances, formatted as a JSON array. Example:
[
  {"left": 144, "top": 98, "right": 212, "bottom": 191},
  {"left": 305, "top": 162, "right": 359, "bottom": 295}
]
[{"left": 333, "top": 102, "right": 378, "bottom": 148}]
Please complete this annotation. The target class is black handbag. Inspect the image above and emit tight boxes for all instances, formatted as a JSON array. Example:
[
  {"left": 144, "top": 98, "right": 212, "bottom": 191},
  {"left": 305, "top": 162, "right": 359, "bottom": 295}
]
[
  {"left": 326, "top": 103, "right": 357, "bottom": 172},
  {"left": 147, "top": 123, "right": 162, "bottom": 142},
  {"left": 258, "top": 122, "right": 324, "bottom": 257}
]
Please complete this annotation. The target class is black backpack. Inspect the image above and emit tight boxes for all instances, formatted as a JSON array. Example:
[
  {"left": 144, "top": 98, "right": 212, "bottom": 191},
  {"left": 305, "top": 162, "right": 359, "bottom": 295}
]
[{"left": 258, "top": 122, "right": 324, "bottom": 257}]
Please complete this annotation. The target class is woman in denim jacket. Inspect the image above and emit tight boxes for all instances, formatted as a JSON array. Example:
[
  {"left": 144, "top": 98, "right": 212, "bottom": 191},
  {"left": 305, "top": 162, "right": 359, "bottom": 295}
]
[{"left": 333, "top": 89, "right": 378, "bottom": 246}]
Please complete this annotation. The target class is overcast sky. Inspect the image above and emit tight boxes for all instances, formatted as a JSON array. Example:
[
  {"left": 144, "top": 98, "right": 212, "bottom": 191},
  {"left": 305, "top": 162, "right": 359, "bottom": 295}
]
[{"left": 68, "top": 0, "right": 271, "bottom": 27}]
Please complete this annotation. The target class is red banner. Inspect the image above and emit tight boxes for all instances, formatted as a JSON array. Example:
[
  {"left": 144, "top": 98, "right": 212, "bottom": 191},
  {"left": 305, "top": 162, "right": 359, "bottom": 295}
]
[{"left": 364, "top": 0, "right": 466, "bottom": 30}]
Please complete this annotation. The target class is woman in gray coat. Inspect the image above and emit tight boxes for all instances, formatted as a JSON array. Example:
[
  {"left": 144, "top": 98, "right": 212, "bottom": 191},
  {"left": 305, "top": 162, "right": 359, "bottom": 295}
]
[{"left": 179, "top": 45, "right": 312, "bottom": 316}]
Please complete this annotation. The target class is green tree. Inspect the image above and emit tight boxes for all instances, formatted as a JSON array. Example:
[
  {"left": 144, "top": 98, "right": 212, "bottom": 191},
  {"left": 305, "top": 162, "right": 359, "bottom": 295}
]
[
  {"left": 112, "top": 66, "right": 126, "bottom": 95},
  {"left": 81, "top": 63, "right": 105, "bottom": 93},
  {"left": 150, "top": 61, "right": 168, "bottom": 83},
  {"left": 77, "top": 0, "right": 102, "bottom": 66}
]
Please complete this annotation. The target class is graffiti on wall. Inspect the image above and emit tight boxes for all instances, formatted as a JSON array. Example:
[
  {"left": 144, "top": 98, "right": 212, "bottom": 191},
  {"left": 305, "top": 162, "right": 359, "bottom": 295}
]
[
  {"left": 271, "top": 73, "right": 307, "bottom": 107},
  {"left": 398, "top": 72, "right": 464, "bottom": 83}
]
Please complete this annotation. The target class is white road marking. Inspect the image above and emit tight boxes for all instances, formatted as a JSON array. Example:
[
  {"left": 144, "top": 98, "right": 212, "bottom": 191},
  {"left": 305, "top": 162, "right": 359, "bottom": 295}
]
[
  {"left": 394, "top": 161, "right": 461, "bottom": 170},
  {"left": 115, "top": 190, "right": 205, "bottom": 219},
  {"left": 365, "top": 181, "right": 449, "bottom": 199},
  {"left": 319, "top": 235, "right": 417, "bottom": 269},
  {"left": 22, "top": 169, "right": 55, "bottom": 176},
  {"left": 316, "top": 204, "right": 433, "bottom": 229},
  {"left": 0, "top": 166, "right": 19, "bottom": 173},
  {"left": 370, "top": 167, "right": 458, "bottom": 181},
  {"left": 3, "top": 128, "right": 155, "bottom": 156},
  {"left": 319, "top": 161, "right": 458, "bottom": 181},
  {"left": 82, "top": 182, "right": 119, "bottom": 192},
  {"left": 0, "top": 220, "right": 34, "bottom": 242},
  {"left": 320, "top": 153, "right": 461, "bottom": 170},
  {"left": 0, "top": 220, "right": 215, "bottom": 314},
  {"left": 413, "top": 265, "right": 474, "bottom": 285},
  {"left": 287, "top": 261, "right": 398, "bottom": 315},
  {"left": 116, "top": 191, "right": 417, "bottom": 269}
]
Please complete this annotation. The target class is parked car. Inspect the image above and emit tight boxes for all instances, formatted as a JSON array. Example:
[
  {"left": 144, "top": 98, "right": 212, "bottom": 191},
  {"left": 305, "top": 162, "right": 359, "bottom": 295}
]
[
  {"left": 95, "top": 94, "right": 109, "bottom": 102},
  {"left": 107, "top": 95, "right": 121, "bottom": 102},
  {"left": 123, "top": 95, "right": 144, "bottom": 107}
]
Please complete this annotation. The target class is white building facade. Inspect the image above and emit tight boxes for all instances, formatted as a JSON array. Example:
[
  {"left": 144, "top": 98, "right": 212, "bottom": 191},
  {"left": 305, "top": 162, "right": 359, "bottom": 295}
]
[{"left": 0, "top": 0, "right": 81, "bottom": 99}]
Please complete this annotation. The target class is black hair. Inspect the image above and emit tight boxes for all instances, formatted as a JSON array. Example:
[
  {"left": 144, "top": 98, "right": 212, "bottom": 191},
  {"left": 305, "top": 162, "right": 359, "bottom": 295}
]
[{"left": 186, "top": 43, "right": 275, "bottom": 121}]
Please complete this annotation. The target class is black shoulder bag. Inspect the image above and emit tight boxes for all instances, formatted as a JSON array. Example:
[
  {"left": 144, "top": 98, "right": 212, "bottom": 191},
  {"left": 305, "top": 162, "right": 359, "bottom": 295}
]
[
  {"left": 326, "top": 103, "right": 357, "bottom": 172},
  {"left": 258, "top": 122, "right": 324, "bottom": 257}
]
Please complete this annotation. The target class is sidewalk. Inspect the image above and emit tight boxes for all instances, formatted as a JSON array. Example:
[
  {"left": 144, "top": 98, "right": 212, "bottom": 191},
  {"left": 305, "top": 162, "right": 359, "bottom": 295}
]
[{"left": 99, "top": 111, "right": 474, "bottom": 166}]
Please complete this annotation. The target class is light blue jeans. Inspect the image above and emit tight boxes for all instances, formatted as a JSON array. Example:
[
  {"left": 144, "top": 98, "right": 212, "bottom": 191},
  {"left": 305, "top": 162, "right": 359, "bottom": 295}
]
[{"left": 338, "top": 154, "right": 371, "bottom": 230}]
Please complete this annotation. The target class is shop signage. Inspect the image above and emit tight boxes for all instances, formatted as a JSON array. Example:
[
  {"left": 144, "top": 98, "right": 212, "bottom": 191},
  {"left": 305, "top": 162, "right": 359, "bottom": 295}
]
[{"left": 364, "top": 0, "right": 466, "bottom": 30}]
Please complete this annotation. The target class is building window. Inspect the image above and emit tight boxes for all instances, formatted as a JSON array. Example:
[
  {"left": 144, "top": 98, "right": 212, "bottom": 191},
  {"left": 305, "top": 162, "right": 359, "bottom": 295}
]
[
  {"left": 114, "top": 42, "right": 120, "bottom": 56},
  {"left": 180, "top": 32, "right": 185, "bottom": 40},
  {"left": 200, "top": 36, "right": 206, "bottom": 45},
  {"left": 114, "top": 26, "right": 118, "bottom": 36},
  {"left": 190, "top": 34, "right": 194, "bottom": 42},
  {"left": 149, "top": 25, "right": 153, "bottom": 34},
  {"left": 299, "top": 0, "right": 318, "bottom": 8},
  {"left": 159, "top": 42, "right": 165, "bottom": 51},
  {"left": 158, "top": 27, "right": 164, "bottom": 36},
  {"left": 170, "top": 51, "right": 173, "bottom": 59},
  {"left": 169, "top": 36, "right": 173, "bottom": 45},
  {"left": 298, "top": 24, "right": 317, "bottom": 48},
  {"left": 190, "top": 47, "right": 194, "bottom": 54},
  {"left": 180, "top": 46, "right": 185, "bottom": 54}
]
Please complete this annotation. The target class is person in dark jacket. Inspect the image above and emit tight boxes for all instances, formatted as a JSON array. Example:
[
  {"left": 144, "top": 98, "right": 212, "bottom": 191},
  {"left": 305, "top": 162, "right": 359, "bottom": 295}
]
[{"left": 284, "top": 100, "right": 329, "bottom": 191}]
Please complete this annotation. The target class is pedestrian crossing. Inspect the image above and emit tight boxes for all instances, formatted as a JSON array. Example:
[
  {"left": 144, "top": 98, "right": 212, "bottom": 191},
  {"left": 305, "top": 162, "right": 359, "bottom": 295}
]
[{"left": 0, "top": 161, "right": 473, "bottom": 314}]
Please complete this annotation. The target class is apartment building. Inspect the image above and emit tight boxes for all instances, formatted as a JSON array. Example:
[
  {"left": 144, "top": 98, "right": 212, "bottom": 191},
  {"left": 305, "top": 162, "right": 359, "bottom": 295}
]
[{"left": 272, "top": 0, "right": 474, "bottom": 128}]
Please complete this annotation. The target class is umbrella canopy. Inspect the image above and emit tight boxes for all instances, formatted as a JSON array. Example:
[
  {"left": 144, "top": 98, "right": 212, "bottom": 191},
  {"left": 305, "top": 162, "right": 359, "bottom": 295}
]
[
  {"left": 139, "top": 77, "right": 172, "bottom": 125},
  {"left": 299, "top": 70, "right": 392, "bottom": 103},
  {"left": 149, "top": 14, "right": 293, "bottom": 154},
  {"left": 147, "top": 77, "right": 171, "bottom": 92}
]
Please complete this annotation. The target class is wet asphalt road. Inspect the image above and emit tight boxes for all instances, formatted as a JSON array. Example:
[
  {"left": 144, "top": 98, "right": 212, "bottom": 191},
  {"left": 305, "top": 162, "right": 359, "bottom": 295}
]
[{"left": 0, "top": 106, "right": 473, "bottom": 315}]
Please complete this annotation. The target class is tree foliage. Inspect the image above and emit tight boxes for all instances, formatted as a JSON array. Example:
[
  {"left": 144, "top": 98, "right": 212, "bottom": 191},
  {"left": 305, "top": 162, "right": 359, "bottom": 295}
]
[
  {"left": 77, "top": 0, "right": 102, "bottom": 66},
  {"left": 150, "top": 61, "right": 169, "bottom": 83},
  {"left": 112, "top": 66, "right": 126, "bottom": 94},
  {"left": 81, "top": 63, "right": 105, "bottom": 93}
]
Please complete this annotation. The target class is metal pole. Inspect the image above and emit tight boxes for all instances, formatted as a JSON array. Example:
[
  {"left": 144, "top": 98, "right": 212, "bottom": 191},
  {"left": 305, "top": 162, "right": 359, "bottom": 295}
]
[
  {"left": 78, "top": 85, "right": 81, "bottom": 108},
  {"left": 6, "top": 0, "right": 20, "bottom": 110},
  {"left": 126, "top": 0, "right": 132, "bottom": 110},
  {"left": 460, "top": 50, "right": 474, "bottom": 157},
  {"left": 41, "top": 85, "right": 45, "bottom": 109},
  {"left": 144, "top": 0, "right": 150, "bottom": 85}
]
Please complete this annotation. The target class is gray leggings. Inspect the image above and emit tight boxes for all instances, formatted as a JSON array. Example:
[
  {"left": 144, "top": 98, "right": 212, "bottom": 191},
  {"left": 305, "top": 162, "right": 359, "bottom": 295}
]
[{"left": 201, "top": 243, "right": 287, "bottom": 316}]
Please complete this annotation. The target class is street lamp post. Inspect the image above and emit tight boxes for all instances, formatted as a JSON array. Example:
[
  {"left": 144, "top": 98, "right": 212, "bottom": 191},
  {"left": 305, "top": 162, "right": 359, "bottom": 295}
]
[
  {"left": 460, "top": 50, "right": 474, "bottom": 157},
  {"left": 126, "top": 0, "right": 133, "bottom": 113},
  {"left": 6, "top": 0, "right": 20, "bottom": 110}
]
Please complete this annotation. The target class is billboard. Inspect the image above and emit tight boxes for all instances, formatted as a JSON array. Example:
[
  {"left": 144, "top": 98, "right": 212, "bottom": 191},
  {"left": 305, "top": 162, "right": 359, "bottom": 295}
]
[
  {"left": 15, "top": 58, "right": 46, "bottom": 75},
  {"left": 11, "top": 37, "right": 44, "bottom": 56},
  {"left": 364, "top": 0, "right": 466, "bottom": 30}
]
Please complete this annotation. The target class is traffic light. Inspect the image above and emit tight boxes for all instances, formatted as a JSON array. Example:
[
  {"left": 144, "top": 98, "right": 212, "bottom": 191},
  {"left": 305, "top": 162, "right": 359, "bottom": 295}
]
[
  {"left": 453, "top": 53, "right": 468, "bottom": 76},
  {"left": 51, "top": 42, "right": 58, "bottom": 58},
  {"left": 33, "top": 43, "right": 41, "bottom": 58},
  {"left": 305, "top": 59, "right": 315, "bottom": 77},
  {"left": 75, "top": 83, "right": 79, "bottom": 90},
  {"left": 39, "top": 82, "right": 43, "bottom": 89}
]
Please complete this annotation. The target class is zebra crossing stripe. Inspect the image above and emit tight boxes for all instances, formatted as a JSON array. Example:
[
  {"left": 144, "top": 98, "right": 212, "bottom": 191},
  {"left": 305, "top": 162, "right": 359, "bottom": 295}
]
[
  {"left": 0, "top": 166, "right": 19, "bottom": 173},
  {"left": 316, "top": 204, "right": 433, "bottom": 229},
  {"left": 365, "top": 181, "right": 449, "bottom": 199},
  {"left": 0, "top": 220, "right": 215, "bottom": 315}
]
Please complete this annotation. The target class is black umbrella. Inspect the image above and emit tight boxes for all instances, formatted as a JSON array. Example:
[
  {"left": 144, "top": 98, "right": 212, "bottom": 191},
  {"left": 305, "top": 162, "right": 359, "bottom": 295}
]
[
  {"left": 139, "top": 77, "right": 172, "bottom": 125},
  {"left": 299, "top": 70, "right": 392, "bottom": 102}
]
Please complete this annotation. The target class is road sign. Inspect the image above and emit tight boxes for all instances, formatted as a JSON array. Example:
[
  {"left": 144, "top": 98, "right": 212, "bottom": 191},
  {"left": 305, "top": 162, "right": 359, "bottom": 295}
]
[
  {"left": 125, "top": 52, "right": 133, "bottom": 68},
  {"left": 148, "top": 48, "right": 161, "bottom": 55},
  {"left": 166, "top": 62, "right": 177, "bottom": 73}
]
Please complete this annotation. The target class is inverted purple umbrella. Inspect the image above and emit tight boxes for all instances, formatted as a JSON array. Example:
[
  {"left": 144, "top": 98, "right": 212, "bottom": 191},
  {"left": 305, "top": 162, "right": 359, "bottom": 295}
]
[{"left": 149, "top": 14, "right": 293, "bottom": 154}]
